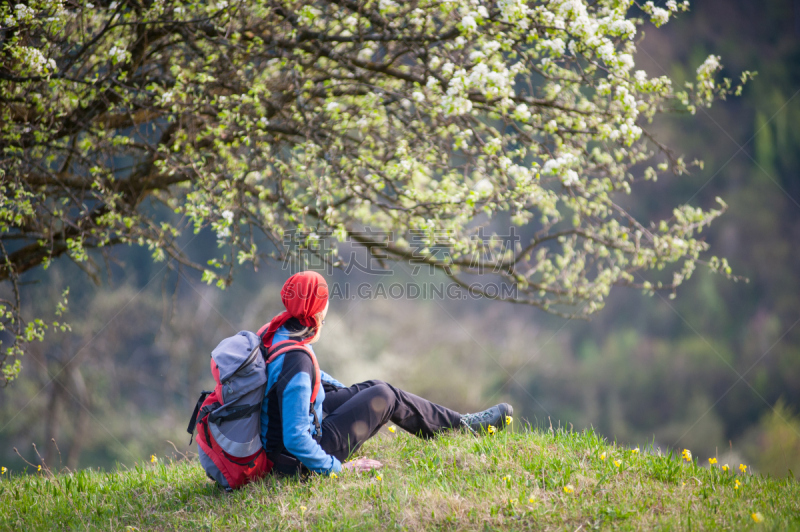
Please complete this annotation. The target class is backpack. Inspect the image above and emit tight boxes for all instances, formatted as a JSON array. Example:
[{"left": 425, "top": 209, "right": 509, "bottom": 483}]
[{"left": 187, "top": 331, "right": 321, "bottom": 490}]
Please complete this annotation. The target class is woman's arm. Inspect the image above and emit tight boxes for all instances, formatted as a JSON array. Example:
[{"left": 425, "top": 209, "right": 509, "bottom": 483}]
[{"left": 276, "top": 353, "right": 342, "bottom": 475}]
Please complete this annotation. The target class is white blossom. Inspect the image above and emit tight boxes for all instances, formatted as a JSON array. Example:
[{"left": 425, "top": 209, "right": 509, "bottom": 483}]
[
  {"left": 617, "top": 53, "right": 634, "bottom": 72},
  {"left": 441, "top": 95, "right": 473, "bottom": 116},
  {"left": 499, "top": 0, "right": 528, "bottom": 26},
  {"left": 484, "top": 41, "right": 501, "bottom": 54},
  {"left": 650, "top": 7, "right": 669, "bottom": 27},
  {"left": 562, "top": 169, "right": 580, "bottom": 187},
  {"left": 474, "top": 178, "right": 494, "bottom": 196},
  {"left": 542, "top": 153, "right": 579, "bottom": 176},
  {"left": 513, "top": 103, "right": 531, "bottom": 121},
  {"left": 460, "top": 14, "right": 477, "bottom": 32},
  {"left": 596, "top": 42, "right": 615, "bottom": 63},
  {"left": 357, "top": 47, "right": 374, "bottom": 61},
  {"left": 216, "top": 209, "right": 233, "bottom": 240},
  {"left": 607, "top": 18, "right": 636, "bottom": 39},
  {"left": 108, "top": 46, "right": 128, "bottom": 63},
  {"left": 409, "top": 8, "right": 425, "bottom": 27},
  {"left": 643, "top": 1, "right": 670, "bottom": 27},
  {"left": 696, "top": 55, "right": 721, "bottom": 77},
  {"left": 16, "top": 46, "right": 56, "bottom": 75},
  {"left": 15, "top": 4, "right": 34, "bottom": 20},
  {"left": 540, "top": 38, "right": 566, "bottom": 56}
]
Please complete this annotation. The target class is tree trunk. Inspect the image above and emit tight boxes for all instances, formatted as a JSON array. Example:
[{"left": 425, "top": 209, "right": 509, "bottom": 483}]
[
  {"left": 66, "top": 367, "right": 90, "bottom": 470},
  {"left": 43, "top": 372, "right": 64, "bottom": 467}
]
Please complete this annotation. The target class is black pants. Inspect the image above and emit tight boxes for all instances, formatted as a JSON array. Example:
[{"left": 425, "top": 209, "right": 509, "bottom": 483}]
[
  {"left": 269, "top": 380, "right": 461, "bottom": 475},
  {"left": 318, "top": 380, "right": 462, "bottom": 461}
]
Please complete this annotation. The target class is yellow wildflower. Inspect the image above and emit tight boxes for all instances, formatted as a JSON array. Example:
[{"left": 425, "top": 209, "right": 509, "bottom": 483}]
[
  {"left": 37, "top": 465, "right": 42, "bottom": 472},
  {"left": 600, "top": 452, "right": 606, "bottom": 461},
  {"left": 734, "top": 479, "right": 741, "bottom": 490},
  {"left": 722, "top": 464, "right": 729, "bottom": 472},
  {"left": 528, "top": 495, "right": 535, "bottom": 503},
  {"left": 150, "top": 455, "right": 157, "bottom": 463},
  {"left": 388, "top": 426, "right": 396, "bottom": 433},
  {"left": 506, "top": 416, "right": 513, "bottom": 426},
  {"left": 503, "top": 476, "right": 509, "bottom": 481},
  {"left": 751, "top": 512, "right": 764, "bottom": 523},
  {"left": 631, "top": 447, "right": 639, "bottom": 454},
  {"left": 330, "top": 473, "right": 338, "bottom": 479},
  {"left": 563, "top": 485, "right": 574, "bottom": 494},
  {"left": 739, "top": 464, "right": 747, "bottom": 473},
  {"left": 0, "top": 467, "right": 6, "bottom": 474},
  {"left": 487, "top": 425, "right": 496, "bottom": 435},
  {"left": 681, "top": 449, "right": 692, "bottom": 462},
  {"left": 299, "top": 506, "right": 307, "bottom": 513},
  {"left": 682, "top": 482, "right": 686, "bottom": 487},
  {"left": 614, "top": 460, "right": 621, "bottom": 468},
  {"left": 708, "top": 457, "right": 718, "bottom": 465},
  {"left": 376, "top": 475, "right": 382, "bottom": 481}
]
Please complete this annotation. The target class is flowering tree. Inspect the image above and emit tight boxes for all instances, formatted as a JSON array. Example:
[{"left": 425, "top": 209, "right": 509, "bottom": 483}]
[{"left": 0, "top": 0, "right": 748, "bottom": 381}]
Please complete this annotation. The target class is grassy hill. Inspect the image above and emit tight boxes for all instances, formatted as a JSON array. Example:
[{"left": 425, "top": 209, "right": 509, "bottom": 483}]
[{"left": 1, "top": 426, "right": 797, "bottom": 530}]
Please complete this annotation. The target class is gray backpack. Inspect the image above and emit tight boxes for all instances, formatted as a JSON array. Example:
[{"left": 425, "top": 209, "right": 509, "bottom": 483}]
[{"left": 186, "top": 331, "right": 271, "bottom": 490}]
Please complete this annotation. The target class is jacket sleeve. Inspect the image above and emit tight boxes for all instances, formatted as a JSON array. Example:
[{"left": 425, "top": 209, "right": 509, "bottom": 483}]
[
  {"left": 275, "top": 352, "right": 342, "bottom": 475},
  {"left": 320, "top": 370, "right": 346, "bottom": 389}
]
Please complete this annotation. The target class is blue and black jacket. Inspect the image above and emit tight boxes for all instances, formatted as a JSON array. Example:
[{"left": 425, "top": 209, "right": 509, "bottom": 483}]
[{"left": 260, "top": 323, "right": 345, "bottom": 475}]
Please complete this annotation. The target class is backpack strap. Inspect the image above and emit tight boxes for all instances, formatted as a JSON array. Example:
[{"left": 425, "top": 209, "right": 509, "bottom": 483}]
[
  {"left": 207, "top": 403, "right": 262, "bottom": 424},
  {"left": 264, "top": 341, "right": 321, "bottom": 404},
  {"left": 265, "top": 340, "right": 323, "bottom": 443},
  {"left": 187, "top": 390, "right": 213, "bottom": 443}
]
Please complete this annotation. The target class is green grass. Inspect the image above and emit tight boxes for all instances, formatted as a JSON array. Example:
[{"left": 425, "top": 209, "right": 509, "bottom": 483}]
[{"left": 1, "top": 426, "right": 798, "bottom": 530}]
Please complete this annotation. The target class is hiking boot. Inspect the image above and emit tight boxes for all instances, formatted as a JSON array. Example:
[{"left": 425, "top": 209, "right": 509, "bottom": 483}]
[{"left": 460, "top": 403, "right": 513, "bottom": 435}]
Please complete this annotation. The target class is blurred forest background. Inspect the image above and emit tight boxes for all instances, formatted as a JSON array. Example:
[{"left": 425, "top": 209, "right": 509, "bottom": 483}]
[{"left": 2, "top": 0, "right": 799, "bottom": 478}]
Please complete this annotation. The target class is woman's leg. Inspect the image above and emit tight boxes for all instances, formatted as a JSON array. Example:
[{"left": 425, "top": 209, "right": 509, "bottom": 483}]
[{"left": 320, "top": 380, "right": 461, "bottom": 461}]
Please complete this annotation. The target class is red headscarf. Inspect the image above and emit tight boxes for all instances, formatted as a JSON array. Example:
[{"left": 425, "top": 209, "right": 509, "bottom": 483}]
[{"left": 258, "top": 271, "right": 329, "bottom": 350}]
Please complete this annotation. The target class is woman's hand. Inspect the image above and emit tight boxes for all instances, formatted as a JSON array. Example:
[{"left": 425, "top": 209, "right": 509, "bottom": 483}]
[{"left": 341, "top": 457, "right": 383, "bottom": 472}]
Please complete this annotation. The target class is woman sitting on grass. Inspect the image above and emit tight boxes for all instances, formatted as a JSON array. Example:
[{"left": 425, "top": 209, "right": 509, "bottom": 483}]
[{"left": 259, "top": 271, "right": 513, "bottom": 475}]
